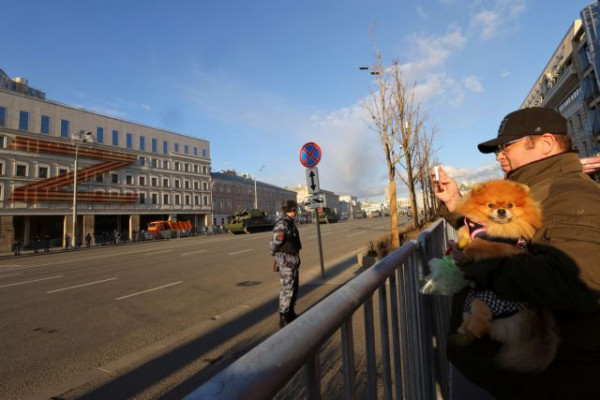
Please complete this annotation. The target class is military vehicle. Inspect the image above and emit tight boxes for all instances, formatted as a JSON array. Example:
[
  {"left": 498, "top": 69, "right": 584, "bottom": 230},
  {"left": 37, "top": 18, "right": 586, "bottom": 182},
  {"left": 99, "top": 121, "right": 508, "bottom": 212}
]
[
  {"left": 318, "top": 207, "right": 339, "bottom": 224},
  {"left": 224, "top": 209, "right": 274, "bottom": 234}
]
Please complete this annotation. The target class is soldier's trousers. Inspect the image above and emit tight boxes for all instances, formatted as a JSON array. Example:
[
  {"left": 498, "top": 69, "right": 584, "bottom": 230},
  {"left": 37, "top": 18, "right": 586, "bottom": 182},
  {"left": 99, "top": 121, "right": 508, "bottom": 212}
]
[{"left": 275, "top": 252, "right": 300, "bottom": 313}]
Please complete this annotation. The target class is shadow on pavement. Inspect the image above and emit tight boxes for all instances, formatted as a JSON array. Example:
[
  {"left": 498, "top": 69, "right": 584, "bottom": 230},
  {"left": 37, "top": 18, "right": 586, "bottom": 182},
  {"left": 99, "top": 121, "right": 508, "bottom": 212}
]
[{"left": 71, "top": 253, "right": 367, "bottom": 399}]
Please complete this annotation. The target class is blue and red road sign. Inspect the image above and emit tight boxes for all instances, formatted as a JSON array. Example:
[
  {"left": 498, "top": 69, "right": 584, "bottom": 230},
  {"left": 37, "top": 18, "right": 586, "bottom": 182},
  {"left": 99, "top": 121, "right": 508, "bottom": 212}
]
[{"left": 299, "top": 142, "right": 322, "bottom": 168}]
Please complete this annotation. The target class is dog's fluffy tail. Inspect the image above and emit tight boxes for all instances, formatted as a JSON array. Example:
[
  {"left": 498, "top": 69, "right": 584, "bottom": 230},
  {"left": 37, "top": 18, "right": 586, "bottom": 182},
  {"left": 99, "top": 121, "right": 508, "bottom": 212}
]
[{"left": 490, "top": 308, "right": 559, "bottom": 373}]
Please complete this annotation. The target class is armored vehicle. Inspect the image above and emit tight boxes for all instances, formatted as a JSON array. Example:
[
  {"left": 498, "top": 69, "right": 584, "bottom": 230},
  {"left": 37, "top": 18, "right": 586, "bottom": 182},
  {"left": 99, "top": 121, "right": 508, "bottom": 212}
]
[
  {"left": 224, "top": 209, "right": 274, "bottom": 234},
  {"left": 318, "top": 207, "right": 339, "bottom": 224}
]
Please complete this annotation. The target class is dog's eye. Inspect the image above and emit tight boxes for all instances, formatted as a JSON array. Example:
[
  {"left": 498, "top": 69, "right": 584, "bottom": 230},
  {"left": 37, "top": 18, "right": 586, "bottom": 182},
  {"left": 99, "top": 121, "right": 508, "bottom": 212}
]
[
  {"left": 506, "top": 203, "right": 513, "bottom": 208},
  {"left": 487, "top": 203, "right": 495, "bottom": 208}
]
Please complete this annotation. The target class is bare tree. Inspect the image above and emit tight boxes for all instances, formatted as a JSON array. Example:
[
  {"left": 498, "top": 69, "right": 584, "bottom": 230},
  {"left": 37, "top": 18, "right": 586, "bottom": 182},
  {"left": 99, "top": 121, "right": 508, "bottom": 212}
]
[
  {"left": 389, "top": 64, "right": 427, "bottom": 230},
  {"left": 414, "top": 125, "right": 439, "bottom": 221},
  {"left": 362, "top": 48, "right": 403, "bottom": 249}
]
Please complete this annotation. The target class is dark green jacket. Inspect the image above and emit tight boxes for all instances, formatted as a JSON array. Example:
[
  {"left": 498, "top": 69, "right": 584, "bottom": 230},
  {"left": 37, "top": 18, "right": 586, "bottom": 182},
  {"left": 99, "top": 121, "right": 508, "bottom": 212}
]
[{"left": 448, "top": 152, "right": 600, "bottom": 399}]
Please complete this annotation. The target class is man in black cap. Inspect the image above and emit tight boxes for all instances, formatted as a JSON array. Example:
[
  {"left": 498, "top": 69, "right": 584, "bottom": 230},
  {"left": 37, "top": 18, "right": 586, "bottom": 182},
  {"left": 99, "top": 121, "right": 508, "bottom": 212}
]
[
  {"left": 270, "top": 199, "right": 302, "bottom": 328},
  {"left": 433, "top": 107, "right": 600, "bottom": 399}
]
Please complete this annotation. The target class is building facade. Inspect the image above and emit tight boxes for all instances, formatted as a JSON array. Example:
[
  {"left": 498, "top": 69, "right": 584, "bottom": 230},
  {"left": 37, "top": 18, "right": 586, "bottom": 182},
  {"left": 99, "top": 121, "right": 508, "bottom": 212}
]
[
  {"left": 211, "top": 171, "right": 297, "bottom": 226},
  {"left": 0, "top": 69, "right": 212, "bottom": 251},
  {"left": 522, "top": 2, "right": 600, "bottom": 158}
]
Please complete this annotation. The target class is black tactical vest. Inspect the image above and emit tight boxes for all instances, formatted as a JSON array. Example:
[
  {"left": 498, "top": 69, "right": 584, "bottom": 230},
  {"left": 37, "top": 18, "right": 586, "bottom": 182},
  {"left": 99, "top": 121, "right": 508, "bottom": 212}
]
[{"left": 278, "top": 219, "right": 301, "bottom": 254}]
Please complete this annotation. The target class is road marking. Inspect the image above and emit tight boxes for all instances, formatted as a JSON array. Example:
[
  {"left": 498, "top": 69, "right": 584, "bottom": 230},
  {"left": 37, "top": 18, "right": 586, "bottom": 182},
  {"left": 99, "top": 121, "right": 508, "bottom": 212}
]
[
  {"left": 181, "top": 249, "right": 208, "bottom": 256},
  {"left": 228, "top": 249, "right": 252, "bottom": 256},
  {"left": 47, "top": 277, "right": 118, "bottom": 294},
  {"left": 116, "top": 281, "right": 183, "bottom": 301},
  {"left": 0, "top": 275, "right": 62, "bottom": 289},
  {"left": 145, "top": 250, "right": 171, "bottom": 256},
  {"left": 0, "top": 272, "right": 22, "bottom": 279},
  {"left": 346, "top": 231, "right": 365, "bottom": 237}
]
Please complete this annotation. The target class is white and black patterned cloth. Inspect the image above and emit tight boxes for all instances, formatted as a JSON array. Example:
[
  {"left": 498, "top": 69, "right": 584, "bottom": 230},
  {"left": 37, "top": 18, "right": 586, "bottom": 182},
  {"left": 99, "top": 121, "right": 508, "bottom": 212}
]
[{"left": 464, "top": 289, "right": 530, "bottom": 319}]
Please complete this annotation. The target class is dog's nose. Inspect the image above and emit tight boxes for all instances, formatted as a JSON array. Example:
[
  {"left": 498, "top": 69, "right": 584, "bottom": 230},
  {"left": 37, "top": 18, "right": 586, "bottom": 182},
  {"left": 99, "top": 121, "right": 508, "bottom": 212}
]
[{"left": 497, "top": 208, "right": 506, "bottom": 217}]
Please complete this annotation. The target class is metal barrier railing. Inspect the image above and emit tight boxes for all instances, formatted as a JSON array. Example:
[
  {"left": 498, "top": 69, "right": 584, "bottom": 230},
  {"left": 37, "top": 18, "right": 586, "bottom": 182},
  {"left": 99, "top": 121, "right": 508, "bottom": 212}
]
[{"left": 185, "top": 218, "right": 455, "bottom": 400}]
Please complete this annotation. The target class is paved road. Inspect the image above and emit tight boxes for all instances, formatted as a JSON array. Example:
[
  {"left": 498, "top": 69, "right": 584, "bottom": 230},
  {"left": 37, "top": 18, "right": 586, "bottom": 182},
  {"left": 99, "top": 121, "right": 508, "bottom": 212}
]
[{"left": 0, "top": 217, "right": 398, "bottom": 399}]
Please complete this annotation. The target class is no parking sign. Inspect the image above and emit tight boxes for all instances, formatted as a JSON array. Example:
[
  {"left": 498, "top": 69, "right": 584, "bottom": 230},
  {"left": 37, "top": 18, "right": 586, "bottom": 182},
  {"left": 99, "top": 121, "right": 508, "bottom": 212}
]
[{"left": 299, "top": 142, "right": 321, "bottom": 168}]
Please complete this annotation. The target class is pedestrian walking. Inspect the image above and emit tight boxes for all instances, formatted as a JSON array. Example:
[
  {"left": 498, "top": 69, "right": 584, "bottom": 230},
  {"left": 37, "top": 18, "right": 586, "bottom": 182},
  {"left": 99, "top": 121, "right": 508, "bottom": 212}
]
[
  {"left": 270, "top": 199, "right": 302, "bottom": 328},
  {"left": 85, "top": 233, "right": 92, "bottom": 247}
]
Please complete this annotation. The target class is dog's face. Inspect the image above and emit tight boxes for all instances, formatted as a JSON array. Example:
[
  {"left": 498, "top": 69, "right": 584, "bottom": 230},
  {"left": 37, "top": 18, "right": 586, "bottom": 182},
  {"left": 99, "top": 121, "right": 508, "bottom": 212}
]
[{"left": 456, "top": 180, "right": 542, "bottom": 239}]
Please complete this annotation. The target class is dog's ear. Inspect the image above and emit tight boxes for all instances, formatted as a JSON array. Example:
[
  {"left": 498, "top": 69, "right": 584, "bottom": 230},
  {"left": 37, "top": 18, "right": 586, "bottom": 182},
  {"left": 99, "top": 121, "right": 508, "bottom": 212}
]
[
  {"left": 512, "top": 181, "right": 530, "bottom": 193},
  {"left": 470, "top": 183, "right": 484, "bottom": 194}
]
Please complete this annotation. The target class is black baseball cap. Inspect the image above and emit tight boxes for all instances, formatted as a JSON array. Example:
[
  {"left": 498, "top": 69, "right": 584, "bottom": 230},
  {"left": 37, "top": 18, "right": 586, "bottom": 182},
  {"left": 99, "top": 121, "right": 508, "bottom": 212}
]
[{"left": 478, "top": 107, "right": 567, "bottom": 154}]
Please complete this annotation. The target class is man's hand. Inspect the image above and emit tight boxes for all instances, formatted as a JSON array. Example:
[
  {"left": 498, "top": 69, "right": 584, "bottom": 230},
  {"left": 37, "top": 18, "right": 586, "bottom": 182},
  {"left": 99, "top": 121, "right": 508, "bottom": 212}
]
[{"left": 431, "top": 166, "right": 460, "bottom": 212}]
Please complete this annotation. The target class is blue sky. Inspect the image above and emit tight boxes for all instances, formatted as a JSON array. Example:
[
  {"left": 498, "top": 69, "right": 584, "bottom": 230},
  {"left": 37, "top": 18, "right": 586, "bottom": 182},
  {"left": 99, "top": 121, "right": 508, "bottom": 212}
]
[{"left": 1, "top": 0, "right": 593, "bottom": 202}]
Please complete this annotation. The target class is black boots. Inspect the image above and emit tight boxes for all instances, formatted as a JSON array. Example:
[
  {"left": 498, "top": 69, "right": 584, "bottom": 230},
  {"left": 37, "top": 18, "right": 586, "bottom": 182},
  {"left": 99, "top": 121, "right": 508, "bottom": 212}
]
[
  {"left": 279, "top": 309, "right": 299, "bottom": 328},
  {"left": 279, "top": 312, "right": 289, "bottom": 328}
]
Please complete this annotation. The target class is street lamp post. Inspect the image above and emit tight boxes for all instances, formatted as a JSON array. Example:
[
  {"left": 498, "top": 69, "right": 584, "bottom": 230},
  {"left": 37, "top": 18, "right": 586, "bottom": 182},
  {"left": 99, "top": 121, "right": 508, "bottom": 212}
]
[
  {"left": 254, "top": 165, "right": 266, "bottom": 209},
  {"left": 71, "top": 130, "right": 94, "bottom": 248}
]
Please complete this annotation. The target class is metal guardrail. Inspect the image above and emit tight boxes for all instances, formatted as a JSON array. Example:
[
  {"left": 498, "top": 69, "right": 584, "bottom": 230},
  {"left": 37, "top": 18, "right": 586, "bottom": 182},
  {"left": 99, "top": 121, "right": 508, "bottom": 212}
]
[{"left": 184, "top": 218, "right": 455, "bottom": 400}]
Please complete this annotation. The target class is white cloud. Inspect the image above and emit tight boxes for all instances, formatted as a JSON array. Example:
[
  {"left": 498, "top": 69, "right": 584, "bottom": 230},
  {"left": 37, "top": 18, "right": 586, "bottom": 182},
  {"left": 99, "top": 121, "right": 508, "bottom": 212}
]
[
  {"left": 500, "top": 70, "right": 511, "bottom": 78},
  {"left": 471, "top": 0, "right": 526, "bottom": 41},
  {"left": 464, "top": 76, "right": 483, "bottom": 92},
  {"left": 416, "top": 6, "right": 427, "bottom": 18}
]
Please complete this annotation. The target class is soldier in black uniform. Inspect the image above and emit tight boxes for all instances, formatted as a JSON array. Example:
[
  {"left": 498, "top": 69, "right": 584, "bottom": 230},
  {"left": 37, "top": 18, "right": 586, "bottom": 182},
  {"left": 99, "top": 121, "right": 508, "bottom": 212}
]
[{"left": 270, "top": 199, "right": 302, "bottom": 328}]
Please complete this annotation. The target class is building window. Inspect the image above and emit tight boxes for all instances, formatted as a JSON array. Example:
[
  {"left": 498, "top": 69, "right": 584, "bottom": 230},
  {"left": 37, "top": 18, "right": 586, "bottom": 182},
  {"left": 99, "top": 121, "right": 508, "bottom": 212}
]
[
  {"left": 195, "top": 196, "right": 199, "bottom": 205},
  {"left": 97, "top": 127, "right": 104, "bottom": 144},
  {"left": 194, "top": 165, "right": 199, "bottom": 173},
  {"left": 0, "top": 161, "right": 4, "bottom": 176},
  {"left": 139, "top": 176, "right": 146, "bottom": 186},
  {"left": 174, "top": 179, "right": 181, "bottom": 189},
  {"left": 163, "top": 194, "right": 170, "bottom": 205},
  {"left": 38, "top": 166, "right": 48, "bottom": 178},
  {"left": 60, "top": 119, "right": 69, "bottom": 137},
  {"left": 152, "top": 138, "right": 158, "bottom": 153},
  {"left": 184, "top": 145, "right": 189, "bottom": 154},
  {"left": 138, "top": 156, "right": 145, "bottom": 166},
  {"left": 15, "top": 164, "right": 28, "bottom": 177},
  {"left": 163, "top": 140, "right": 168, "bottom": 155},
  {"left": 152, "top": 193, "right": 158, "bottom": 204},
  {"left": 139, "top": 193, "right": 146, "bottom": 204},
  {"left": 185, "top": 195, "right": 190, "bottom": 205},
  {"left": 194, "top": 181, "right": 199, "bottom": 190},
  {"left": 174, "top": 162, "right": 180, "bottom": 171},
  {"left": 202, "top": 149, "right": 207, "bottom": 157},
  {"left": 19, "top": 111, "right": 29, "bottom": 131},
  {"left": 140, "top": 136, "right": 146, "bottom": 151},
  {"left": 0, "top": 135, "right": 6, "bottom": 148},
  {"left": 95, "top": 174, "right": 103, "bottom": 183},
  {"left": 112, "top": 130, "right": 119, "bottom": 146},
  {"left": 185, "top": 180, "right": 190, "bottom": 189},
  {"left": 59, "top": 168, "right": 68, "bottom": 176},
  {"left": 185, "top": 163, "right": 190, "bottom": 172},
  {"left": 163, "top": 160, "right": 169, "bottom": 169},
  {"left": 203, "top": 182, "right": 208, "bottom": 190},
  {"left": 194, "top": 147, "right": 198, "bottom": 156},
  {"left": 126, "top": 175, "right": 133, "bottom": 185},
  {"left": 163, "top": 178, "right": 170, "bottom": 187},
  {"left": 126, "top": 133, "right": 133, "bottom": 149},
  {"left": 151, "top": 177, "right": 158, "bottom": 187},
  {"left": 203, "top": 166, "right": 208, "bottom": 174},
  {"left": 41, "top": 115, "right": 50, "bottom": 134},
  {"left": 151, "top": 159, "right": 158, "bottom": 168},
  {"left": 203, "top": 196, "right": 209, "bottom": 205},
  {"left": 174, "top": 143, "right": 179, "bottom": 153},
  {"left": 111, "top": 174, "right": 119, "bottom": 184},
  {"left": 175, "top": 195, "right": 180, "bottom": 205},
  {"left": 0, "top": 106, "right": 5, "bottom": 126}
]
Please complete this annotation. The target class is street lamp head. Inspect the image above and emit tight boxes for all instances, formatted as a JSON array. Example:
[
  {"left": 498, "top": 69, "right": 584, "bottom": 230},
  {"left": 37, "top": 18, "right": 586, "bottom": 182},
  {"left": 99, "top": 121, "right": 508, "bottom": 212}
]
[{"left": 83, "top": 131, "right": 95, "bottom": 143}]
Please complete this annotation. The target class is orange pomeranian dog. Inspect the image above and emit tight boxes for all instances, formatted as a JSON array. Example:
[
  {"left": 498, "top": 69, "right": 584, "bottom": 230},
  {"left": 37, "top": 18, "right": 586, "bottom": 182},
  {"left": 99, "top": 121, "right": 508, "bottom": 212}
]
[{"left": 454, "top": 179, "right": 559, "bottom": 373}]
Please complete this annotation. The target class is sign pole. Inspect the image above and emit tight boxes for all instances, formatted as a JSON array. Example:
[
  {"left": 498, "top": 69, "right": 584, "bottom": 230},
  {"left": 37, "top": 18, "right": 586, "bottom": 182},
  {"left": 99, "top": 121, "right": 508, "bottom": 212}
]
[
  {"left": 315, "top": 208, "right": 325, "bottom": 279},
  {"left": 299, "top": 141, "right": 325, "bottom": 279}
]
